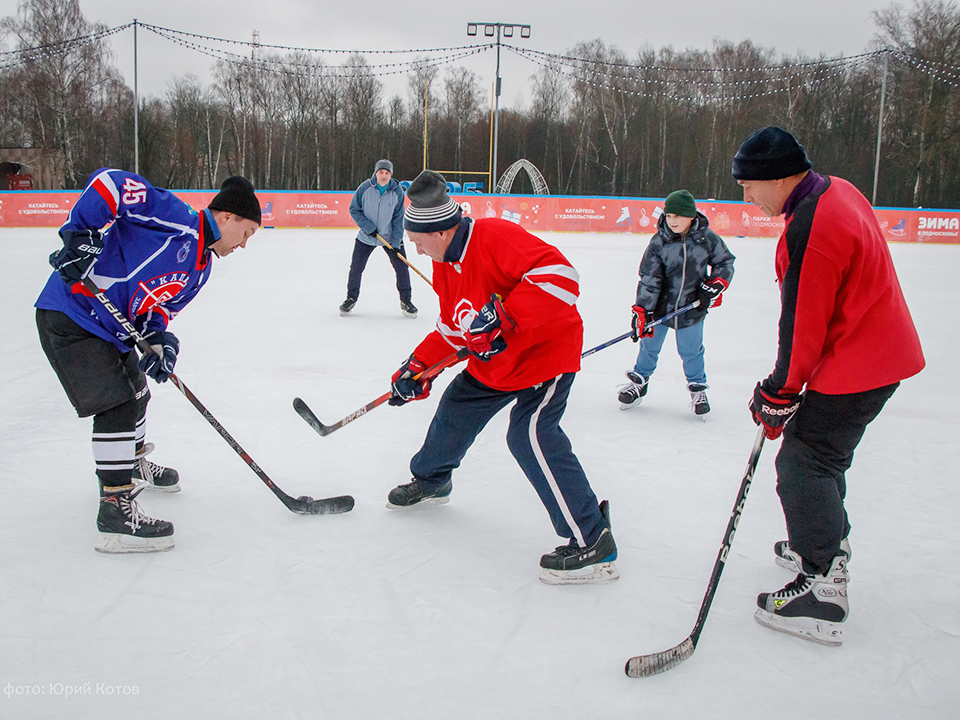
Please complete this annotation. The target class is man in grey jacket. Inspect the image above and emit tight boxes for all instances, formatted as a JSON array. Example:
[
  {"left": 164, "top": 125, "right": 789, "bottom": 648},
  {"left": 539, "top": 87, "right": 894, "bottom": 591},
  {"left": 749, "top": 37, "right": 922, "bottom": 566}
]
[{"left": 340, "top": 159, "right": 417, "bottom": 318}]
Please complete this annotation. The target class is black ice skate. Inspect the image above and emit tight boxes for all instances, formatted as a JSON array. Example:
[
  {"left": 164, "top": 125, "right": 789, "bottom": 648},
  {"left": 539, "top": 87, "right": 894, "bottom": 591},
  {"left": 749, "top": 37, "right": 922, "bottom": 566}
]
[
  {"left": 339, "top": 297, "right": 357, "bottom": 316},
  {"left": 386, "top": 478, "right": 452, "bottom": 509},
  {"left": 618, "top": 371, "right": 648, "bottom": 410},
  {"left": 400, "top": 299, "right": 418, "bottom": 319},
  {"left": 95, "top": 485, "right": 175, "bottom": 554},
  {"left": 688, "top": 383, "right": 710, "bottom": 415},
  {"left": 539, "top": 500, "right": 620, "bottom": 584},
  {"left": 774, "top": 537, "right": 852, "bottom": 574},
  {"left": 754, "top": 554, "right": 848, "bottom": 646},
  {"left": 131, "top": 445, "right": 180, "bottom": 492}
]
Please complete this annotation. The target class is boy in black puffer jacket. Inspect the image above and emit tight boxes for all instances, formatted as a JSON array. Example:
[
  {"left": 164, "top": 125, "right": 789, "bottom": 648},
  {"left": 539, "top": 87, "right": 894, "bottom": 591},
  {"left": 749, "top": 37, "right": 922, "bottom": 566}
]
[{"left": 619, "top": 189, "right": 735, "bottom": 415}]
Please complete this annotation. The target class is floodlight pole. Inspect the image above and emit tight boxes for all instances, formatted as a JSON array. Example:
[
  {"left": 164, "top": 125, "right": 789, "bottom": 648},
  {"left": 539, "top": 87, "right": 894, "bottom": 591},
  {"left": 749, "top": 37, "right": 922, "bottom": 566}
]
[
  {"left": 133, "top": 19, "right": 139, "bottom": 175},
  {"left": 467, "top": 22, "right": 530, "bottom": 193}
]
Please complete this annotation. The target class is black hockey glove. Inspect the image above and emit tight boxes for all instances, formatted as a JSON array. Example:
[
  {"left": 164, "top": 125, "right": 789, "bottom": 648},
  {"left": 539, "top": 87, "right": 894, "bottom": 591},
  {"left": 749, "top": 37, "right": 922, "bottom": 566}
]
[
  {"left": 748, "top": 382, "right": 802, "bottom": 440},
  {"left": 389, "top": 354, "right": 432, "bottom": 406},
  {"left": 697, "top": 276, "right": 730, "bottom": 310},
  {"left": 465, "top": 294, "right": 515, "bottom": 361},
  {"left": 49, "top": 229, "right": 104, "bottom": 284},
  {"left": 138, "top": 330, "right": 180, "bottom": 383}
]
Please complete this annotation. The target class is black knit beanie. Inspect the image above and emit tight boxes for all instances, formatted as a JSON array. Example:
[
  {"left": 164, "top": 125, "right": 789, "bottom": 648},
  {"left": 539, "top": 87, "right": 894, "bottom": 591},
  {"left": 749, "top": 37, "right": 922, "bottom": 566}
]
[
  {"left": 208, "top": 176, "right": 261, "bottom": 225},
  {"left": 403, "top": 170, "right": 462, "bottom": 233},
  {"left": 664, "top": 189, "right": 697, "bottom": 218},
  {"left": 732, "top": 126, "right": 813, "bottom": 181}
]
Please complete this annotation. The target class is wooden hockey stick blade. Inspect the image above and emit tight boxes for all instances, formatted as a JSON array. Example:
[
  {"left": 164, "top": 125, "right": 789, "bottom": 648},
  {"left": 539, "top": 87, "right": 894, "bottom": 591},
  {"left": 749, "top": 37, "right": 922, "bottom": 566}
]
[{"left": 625, "top": 638, "right": 695, "bottom": 678}]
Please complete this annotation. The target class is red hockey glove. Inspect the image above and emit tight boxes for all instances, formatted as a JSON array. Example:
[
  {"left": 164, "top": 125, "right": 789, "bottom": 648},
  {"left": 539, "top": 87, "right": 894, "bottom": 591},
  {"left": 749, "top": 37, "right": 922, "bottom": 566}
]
[
  {"left": 749, "top": 382, "right": 802, "bottom": 440},
  {"left": 630, "top": 305, "right": 654, "bottom": 342},
  {"left": 389, "top": 355, "right": 432, "bottom": 406},
  {"left": 698, "top": 276, "right": 730, "bottom": 309},
  {"left": 465, "top": 294, "right": 516, "bottom": 361}
]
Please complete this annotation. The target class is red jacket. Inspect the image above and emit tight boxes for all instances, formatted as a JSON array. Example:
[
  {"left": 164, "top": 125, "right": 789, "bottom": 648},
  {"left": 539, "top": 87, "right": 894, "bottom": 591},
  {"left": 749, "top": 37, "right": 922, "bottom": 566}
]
[
  {"left": 414, "top": 218, "right": 583, "bottom": 391},
  {"left": 769, "top": 176, "right": 924, "bottom": 396}
]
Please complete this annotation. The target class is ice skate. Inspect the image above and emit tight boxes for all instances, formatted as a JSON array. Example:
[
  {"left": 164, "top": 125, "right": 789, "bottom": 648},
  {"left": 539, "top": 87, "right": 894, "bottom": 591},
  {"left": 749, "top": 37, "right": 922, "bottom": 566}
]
[
  {"left": 132, "top": 445, "right": 180, "bottom": 492},
  {"left": 386, "top": 478, "right": 452, "bottom": 509},
  {"left": 618, "top": 371, "right": 648, "bottom": 410},
  {"left": 774, "top": 537, "right": 852, "bottom": 574},
  {"left": 754, "top": 554, "right": 848, "bottom": 646},
  {"left": 688, "top": 383, "right": 710, "bottom": 416},
  {"left": 339, "top": 297, "right": 357, "bottom": 316},
  {"left": 539, "top": 500, "right": 620, "bottom": 584},
  {"left": 95, "top": 485, "right": 175, "bottom": 554},
  {"left": 400, "top": 299, "right": 418, "bottom": 319}
]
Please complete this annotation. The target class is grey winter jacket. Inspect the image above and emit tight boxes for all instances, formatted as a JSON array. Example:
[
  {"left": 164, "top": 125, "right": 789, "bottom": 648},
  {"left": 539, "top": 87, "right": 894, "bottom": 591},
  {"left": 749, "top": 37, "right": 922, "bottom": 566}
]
[
  {"left": 349, "top": 174, "right": 405, "bottom": 248},
  {"left": 635, "top": 211, "right": 735, "bottom": 329}
]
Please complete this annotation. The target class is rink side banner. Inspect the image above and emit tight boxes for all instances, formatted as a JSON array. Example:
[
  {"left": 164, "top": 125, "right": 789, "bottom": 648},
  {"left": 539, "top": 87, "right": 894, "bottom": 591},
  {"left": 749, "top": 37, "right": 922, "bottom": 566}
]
[{"left": 2, "top": 190, "right": 958, "bottom": 244}]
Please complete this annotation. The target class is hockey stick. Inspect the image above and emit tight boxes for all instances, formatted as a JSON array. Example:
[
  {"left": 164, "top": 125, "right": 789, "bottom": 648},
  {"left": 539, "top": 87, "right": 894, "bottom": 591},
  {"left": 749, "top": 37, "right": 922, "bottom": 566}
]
[
  {"left": 580, "top": 301, "right": 701, "bottom": 359},
  {"left": 625, "top": 425, "right": 766, "bottom": 677},
  {"left": 374, "top": 232, "right": 434, "bottom": 289},
  {"left": 294, "top": 347, "right": 471, "bottom": 437},
  {"left": 80, "top": 277, "right": 354, "bottom": 516}
]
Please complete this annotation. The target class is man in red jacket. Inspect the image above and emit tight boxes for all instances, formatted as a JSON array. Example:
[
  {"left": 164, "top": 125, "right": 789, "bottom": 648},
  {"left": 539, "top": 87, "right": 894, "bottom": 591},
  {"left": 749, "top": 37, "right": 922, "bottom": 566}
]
[
  {"left": 386, "top": 170, "right": 618, "bottom": 585},
  {"left": 734, "top": 127, "right": 925, "bottom": 645}
]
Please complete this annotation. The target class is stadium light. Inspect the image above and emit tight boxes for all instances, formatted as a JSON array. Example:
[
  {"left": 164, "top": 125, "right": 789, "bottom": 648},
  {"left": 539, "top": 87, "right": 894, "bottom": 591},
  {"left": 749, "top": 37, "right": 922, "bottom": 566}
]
[{"left": 467, "top": 22, "right": 532, "bottom": 193}]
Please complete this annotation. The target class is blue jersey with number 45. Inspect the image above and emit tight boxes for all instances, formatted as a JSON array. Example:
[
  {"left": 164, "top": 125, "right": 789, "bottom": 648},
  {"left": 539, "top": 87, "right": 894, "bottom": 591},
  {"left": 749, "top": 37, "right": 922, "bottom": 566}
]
[{"left": 36, "top": 168, "right": 217, "bottom": 352}]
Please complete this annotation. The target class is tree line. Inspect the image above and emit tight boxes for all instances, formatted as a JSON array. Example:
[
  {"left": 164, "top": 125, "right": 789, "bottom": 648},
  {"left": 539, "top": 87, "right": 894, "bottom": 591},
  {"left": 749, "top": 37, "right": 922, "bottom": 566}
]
[{"left": 2, "top": 0, "right": 959, "bottom": 208}]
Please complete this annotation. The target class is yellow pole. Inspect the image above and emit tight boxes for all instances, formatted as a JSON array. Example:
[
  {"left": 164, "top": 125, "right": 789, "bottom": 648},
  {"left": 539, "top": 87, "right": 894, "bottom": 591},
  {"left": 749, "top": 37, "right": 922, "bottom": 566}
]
[{"left": 488, "top": 82, "right": 495, "bottom": 192}]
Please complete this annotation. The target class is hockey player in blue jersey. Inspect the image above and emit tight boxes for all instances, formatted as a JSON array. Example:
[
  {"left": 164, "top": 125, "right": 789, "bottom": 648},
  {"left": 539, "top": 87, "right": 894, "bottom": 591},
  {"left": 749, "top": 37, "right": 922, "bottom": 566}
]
[{"left": 36, "top": 170, "right": 262, "bottom": 553}]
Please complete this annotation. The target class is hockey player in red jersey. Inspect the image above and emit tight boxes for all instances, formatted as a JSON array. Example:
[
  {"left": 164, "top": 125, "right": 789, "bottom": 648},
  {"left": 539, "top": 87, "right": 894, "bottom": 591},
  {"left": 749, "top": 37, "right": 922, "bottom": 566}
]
[
  {"left": 386, "top": 170, "right": 618, "bottom": 585},
  {"left": 733, "top": 127, "right": 924, "bottom": 645}
]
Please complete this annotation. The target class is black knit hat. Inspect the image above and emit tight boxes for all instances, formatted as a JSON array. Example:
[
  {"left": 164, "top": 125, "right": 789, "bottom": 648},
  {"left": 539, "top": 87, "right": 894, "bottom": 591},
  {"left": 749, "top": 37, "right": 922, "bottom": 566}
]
[
  {"left": 403, "top": 170, "right": 462, "bottom": 233},
  {"left": 208, "top": 176, "right": 261, "bottom": 225},
  {"left": 732, "top": 126, "right": 813, "bottom": 181},
  {"left": 664, "top": 189, "right": 697, "bottom": 218},
  {"left": 374, "top": 159, "right": 394, "bottom": 174}
]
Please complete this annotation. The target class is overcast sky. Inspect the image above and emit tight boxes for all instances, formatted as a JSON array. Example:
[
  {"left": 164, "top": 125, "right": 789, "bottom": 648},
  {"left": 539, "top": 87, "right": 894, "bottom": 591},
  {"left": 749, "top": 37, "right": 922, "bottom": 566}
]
[{"left": 41, "top": 0, "right": 902, "bottom": 104}]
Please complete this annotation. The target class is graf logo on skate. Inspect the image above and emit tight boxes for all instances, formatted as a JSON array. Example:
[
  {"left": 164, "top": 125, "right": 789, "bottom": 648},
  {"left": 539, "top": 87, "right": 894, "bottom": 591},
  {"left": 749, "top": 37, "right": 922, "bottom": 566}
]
[{"left": 130, "top": 273, "right": 190, "bottom": 317}]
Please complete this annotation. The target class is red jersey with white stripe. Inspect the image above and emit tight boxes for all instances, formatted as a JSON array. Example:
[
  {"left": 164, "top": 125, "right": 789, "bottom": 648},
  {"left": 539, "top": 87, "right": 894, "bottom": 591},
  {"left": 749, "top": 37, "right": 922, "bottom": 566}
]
[{"left": 413, "top": 218, "right": 583, "bottom": 391}]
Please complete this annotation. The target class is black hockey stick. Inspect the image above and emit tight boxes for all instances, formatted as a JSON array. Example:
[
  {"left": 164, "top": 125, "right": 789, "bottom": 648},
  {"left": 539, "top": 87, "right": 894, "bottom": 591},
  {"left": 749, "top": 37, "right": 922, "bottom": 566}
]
[
  {"left": 625, "top": 425, "right": 766, "bottom": 677},
  {"left": 294, "top": 347, "right": 471, "bottom": 437},
  {"left": 81, "top": 277, "right": 354, "bottom": 516},
  {"left": 580, "top": 301, "right": 701, "bottom": 359}
]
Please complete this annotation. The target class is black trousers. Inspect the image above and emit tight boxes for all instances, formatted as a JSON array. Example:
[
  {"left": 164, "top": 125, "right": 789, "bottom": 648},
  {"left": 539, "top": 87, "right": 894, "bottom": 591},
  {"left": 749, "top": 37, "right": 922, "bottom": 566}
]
[
  {"left": 346, "top": 239, "right": 412, "bottom": 301},
  {"left": 776, "top": 383, "right": 899, "bottom": 574}
]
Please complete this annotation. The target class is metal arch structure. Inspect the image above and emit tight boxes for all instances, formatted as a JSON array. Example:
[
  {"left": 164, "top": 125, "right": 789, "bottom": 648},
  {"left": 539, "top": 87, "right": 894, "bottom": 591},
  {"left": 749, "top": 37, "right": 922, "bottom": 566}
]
[{"left": 495, "top": 159, "right": 550, "bottom": 195}]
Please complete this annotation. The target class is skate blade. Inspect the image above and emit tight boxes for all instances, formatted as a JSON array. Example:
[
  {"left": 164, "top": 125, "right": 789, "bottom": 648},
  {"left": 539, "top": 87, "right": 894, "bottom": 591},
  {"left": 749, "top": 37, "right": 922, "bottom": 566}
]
[
  {"left": 539, "top": 561, "right": 620, "bottom": 585},
  {"left": 386, "top": 496, "right": 450, "bottom": 510},
  {"left": 95, "top": 532, "right": 175, "bottom": 554},
  {"left": 753, "top": 608, "right": 844, "bottom": 646},
  {"left": 133, "top": 479, "right": 181, "bottom": 493},
  {"left": 401, "top": 310, "right": 418, "bottom": 319}
]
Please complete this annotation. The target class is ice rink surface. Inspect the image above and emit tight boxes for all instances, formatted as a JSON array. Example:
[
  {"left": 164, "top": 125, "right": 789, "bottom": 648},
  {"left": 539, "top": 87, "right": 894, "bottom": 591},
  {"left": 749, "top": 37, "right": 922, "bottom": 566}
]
[{"left": 0, "top": 227, "right": 955, "bottom": 718}]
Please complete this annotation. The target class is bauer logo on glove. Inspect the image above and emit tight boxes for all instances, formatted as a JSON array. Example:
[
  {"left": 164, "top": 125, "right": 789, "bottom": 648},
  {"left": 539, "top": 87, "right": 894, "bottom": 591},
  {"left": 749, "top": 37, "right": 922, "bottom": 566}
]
[{"left": 464, "top": 294, "right": 516, "bottom": 361}]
